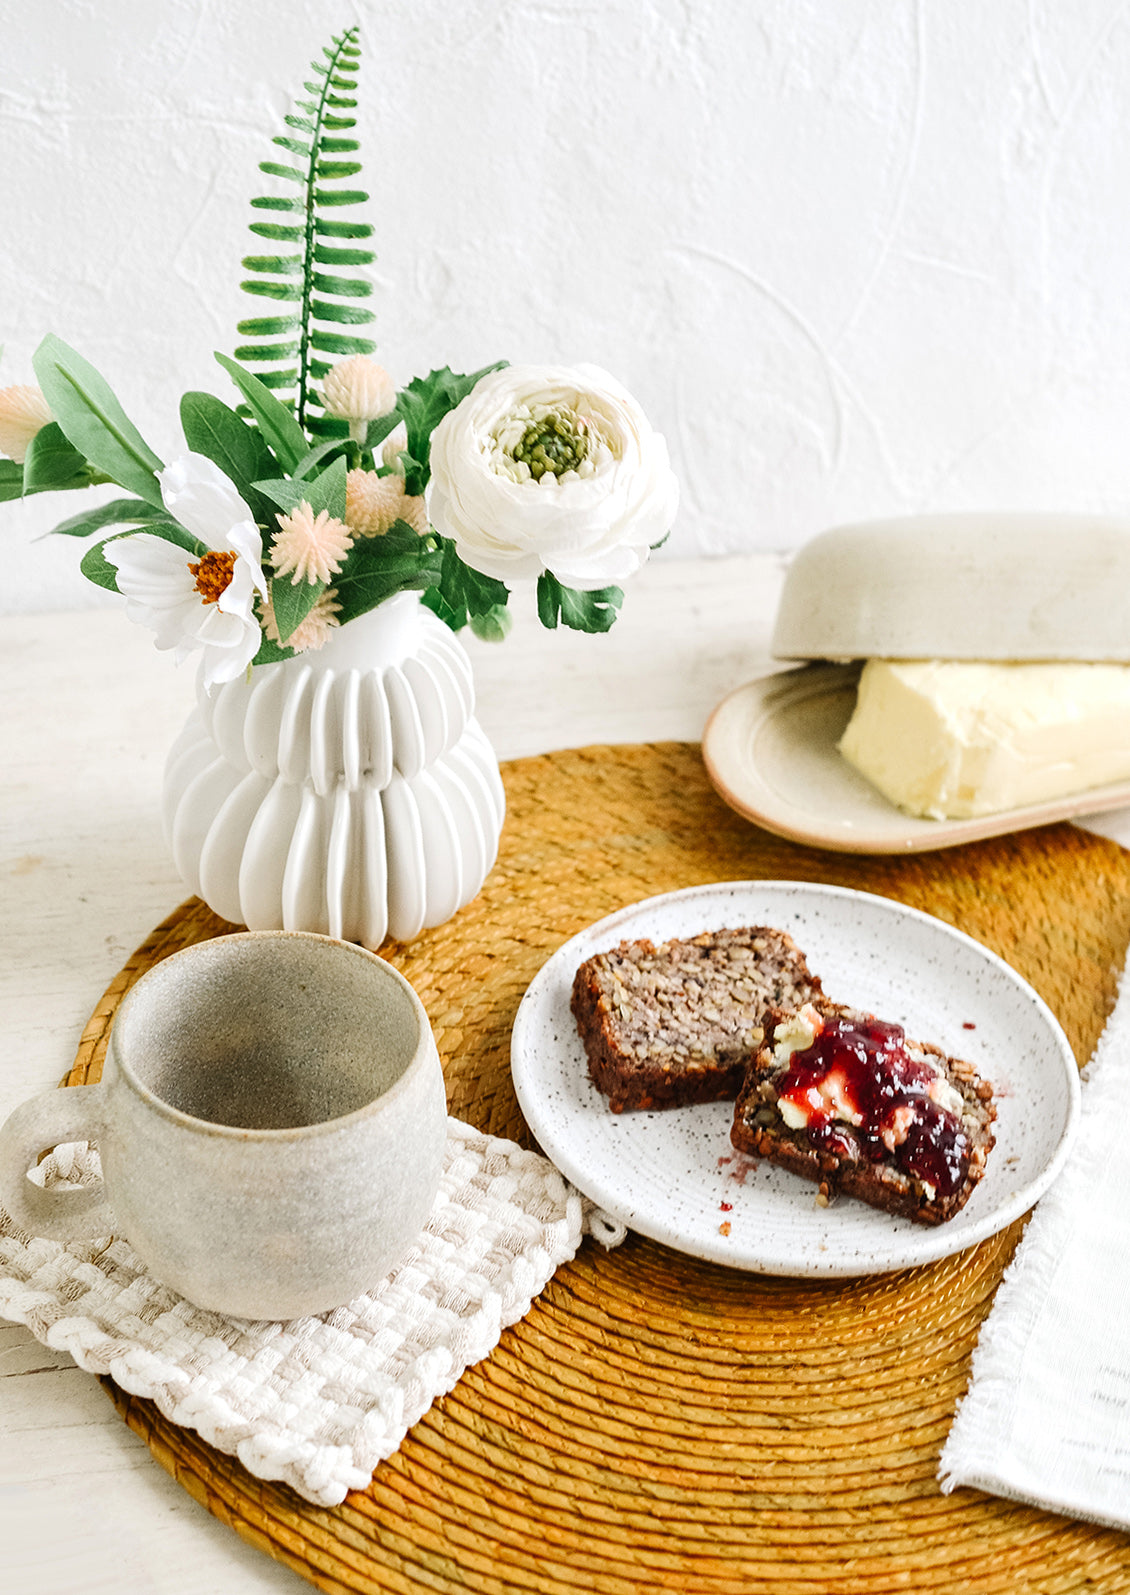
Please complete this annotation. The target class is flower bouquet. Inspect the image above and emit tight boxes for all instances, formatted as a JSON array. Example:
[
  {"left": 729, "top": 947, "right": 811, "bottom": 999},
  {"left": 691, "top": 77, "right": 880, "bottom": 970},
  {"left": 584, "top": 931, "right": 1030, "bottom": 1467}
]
[
  {"left": 0, "top": 26, "right": 678, "bottom": 945},
  {"left": 0, "top": 26, "right": 677, "bottom": 692}
]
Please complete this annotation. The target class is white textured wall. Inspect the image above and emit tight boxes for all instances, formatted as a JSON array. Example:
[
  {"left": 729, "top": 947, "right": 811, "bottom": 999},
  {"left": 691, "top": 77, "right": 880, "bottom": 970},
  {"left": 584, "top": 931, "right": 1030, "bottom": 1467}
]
[{"left": 4, "top": 0, "right": 1130, "bottom": 613}]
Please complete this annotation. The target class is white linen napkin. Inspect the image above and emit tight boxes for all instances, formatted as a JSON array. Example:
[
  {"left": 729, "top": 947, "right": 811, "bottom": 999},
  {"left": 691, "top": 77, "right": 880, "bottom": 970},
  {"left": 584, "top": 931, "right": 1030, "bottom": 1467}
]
[
  {"left": 0, "top": 1116, "right": 624, "bottom": 1507},
  {"left": 939, "top": 976, "right": 1130, "bottom": 1529}
]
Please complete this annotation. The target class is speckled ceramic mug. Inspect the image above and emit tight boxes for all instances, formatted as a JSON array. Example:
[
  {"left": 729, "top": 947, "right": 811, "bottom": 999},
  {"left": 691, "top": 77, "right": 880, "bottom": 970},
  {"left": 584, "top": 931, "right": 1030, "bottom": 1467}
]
[{"left": 0, "top": 932, "right": 447, "bottom": 1320}]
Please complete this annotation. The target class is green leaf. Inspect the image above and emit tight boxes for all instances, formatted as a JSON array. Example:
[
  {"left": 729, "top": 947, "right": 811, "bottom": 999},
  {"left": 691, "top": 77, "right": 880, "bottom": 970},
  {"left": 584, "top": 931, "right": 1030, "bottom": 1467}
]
[
  {"left": 215, "top": 353, "right": 309, "bottom": 472},
  {"left": 242, "top": 254, "right": 303, "bottom": 275},
  {"left": 364, "top": 412, "right": 402, "bottom": 454},
  {"left": 311, "top": 271, "right": 371, "bottom": 297},
  {"left": 49, "top": 496, "right": 169, "bottom": 537},
  {"left": 179, "top": 391, "right": 279, "bottom": 522},
  {"left": 290, "top": 436, "right": 352, "bottom": 480},
  {"left": 22, "top": 422, "right": 91, "bottom": 493},
  {"left": 269, "top": 571, "right": 326, "bottom": 643},
  {"left": 250, "top": 631, "right": 299, "bottom": 666},
  {"left": 32, "top": 334, "right": 164, "bottom": 506},
  {"left": 249, "top": 221, "right": 305, "bottom": 242},
  {"left": 333, "top": 522, "right": 443, "bottom": 628},
  {"left": 311, "top": 299, "right": 374, "bottom": 324},
  {"left": 315, "top": 187, "right": 368, "bottom": 207},
  {"left": 309, "top": 329, "right": 376, "bottom": 357},
  {"left": 313, "top": 244, "right": 373, "bottom": 266},
  {"left": 395, "top": 451, "right": 427, "bottom": 493},
  {"left": 394, "top": 363, "right": 508, "bottom": 495},
  {"left": 0, "top": 459, "right": 24, "bottom": 502},
  {"left": 245, "top": 367, "right": 297, "bottom": 389},
  {"left": 251, "top": 195, "right": 305, "bottom": 213},
  {"left": 255, "top": 478, "right": 307, "bottom": 516},
  {"left": 468, "top": 603, "right": 512, "bottom": 643},
  {"left": 259, "top": 160, "right": 305, "bottom": 183},
  {"left": 80, "top": 538, "right": 125, "bottom": 593},
  {"left": 303, "top": 412, "right": 352, "bottom": 439},
  {"left": 254, "top": 453, "right": 347, "bottom": 521},
  {"left": 315, "top": 219, "right": 373, "bottom": 239},
  {"left": 234, "top": 342, "right": 302, "bottom": 363},
  {"left": 420, "top": 538, "right": 510, "bottom": 634},
  {"left": 536, "top": 571, "right": 624, "bottom": 633},
  {"left": 237, "top": 313, "right": 302, "bottom": 336},
  {"left": 242, "top": 280, "right": 304, "bottom": 301}
]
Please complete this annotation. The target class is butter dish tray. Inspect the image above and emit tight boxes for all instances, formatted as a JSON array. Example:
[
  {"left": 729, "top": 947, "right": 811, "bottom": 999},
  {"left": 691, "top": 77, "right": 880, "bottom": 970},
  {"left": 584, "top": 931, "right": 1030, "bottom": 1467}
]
[
  {"left": 702, "top": 664, "right": 1130, "bottom": 854},
  {"left": 510, "top": 881, "right": 1079, "bottom": 1278}
]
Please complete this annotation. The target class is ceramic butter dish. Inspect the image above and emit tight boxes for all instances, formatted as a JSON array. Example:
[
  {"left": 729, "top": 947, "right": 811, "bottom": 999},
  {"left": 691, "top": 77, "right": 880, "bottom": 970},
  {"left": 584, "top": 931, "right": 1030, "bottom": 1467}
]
[{"left": 770, "top": 513, "right": 1130, "bottom": 663}]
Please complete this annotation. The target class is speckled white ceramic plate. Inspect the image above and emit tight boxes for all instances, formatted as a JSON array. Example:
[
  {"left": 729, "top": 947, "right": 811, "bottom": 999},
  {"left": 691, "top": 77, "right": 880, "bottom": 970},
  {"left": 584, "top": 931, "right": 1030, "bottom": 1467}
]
[{"left": 510, "top": 881, "right": 1080, "bottom": 1277}]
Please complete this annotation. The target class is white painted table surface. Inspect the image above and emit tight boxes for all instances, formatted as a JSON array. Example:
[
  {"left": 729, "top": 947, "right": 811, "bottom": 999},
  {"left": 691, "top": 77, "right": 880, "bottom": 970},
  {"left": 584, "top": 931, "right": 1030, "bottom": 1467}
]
[
  {"left": 4, "top": 551, "right": 1130, "bottom": 1595},
  {"left": 0, "top": 552, "right": 790, "bottom": 1595}
]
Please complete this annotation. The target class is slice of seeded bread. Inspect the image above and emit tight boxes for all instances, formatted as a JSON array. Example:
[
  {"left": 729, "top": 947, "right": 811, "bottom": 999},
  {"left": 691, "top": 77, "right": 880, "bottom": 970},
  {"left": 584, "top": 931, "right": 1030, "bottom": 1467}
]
[
  {"left": 731, "top": 998, "right": 996, "bottom": 1225},
  {"left": 571, "top": 926, "right": 823, "bottom": 1113}
]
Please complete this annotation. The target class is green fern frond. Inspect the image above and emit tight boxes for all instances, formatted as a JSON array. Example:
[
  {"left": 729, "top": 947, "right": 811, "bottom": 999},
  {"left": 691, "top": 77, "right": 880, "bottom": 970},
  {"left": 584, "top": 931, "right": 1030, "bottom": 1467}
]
[{"left": 237, "top": 25, "right": 376, "bottom": 433}]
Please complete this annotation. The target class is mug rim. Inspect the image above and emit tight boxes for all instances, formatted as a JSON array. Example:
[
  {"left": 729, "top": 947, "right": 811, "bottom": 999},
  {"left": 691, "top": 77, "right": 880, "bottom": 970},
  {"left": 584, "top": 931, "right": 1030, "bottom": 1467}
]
[{"left": 107, "top": 930, "right": 440, "bottom": 1141}]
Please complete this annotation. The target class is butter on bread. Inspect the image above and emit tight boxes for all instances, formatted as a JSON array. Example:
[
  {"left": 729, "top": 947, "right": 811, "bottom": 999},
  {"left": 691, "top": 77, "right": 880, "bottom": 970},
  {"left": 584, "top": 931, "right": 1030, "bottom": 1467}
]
[{"left": 731, "top": 998, "right": 996, "bottom": 1225}]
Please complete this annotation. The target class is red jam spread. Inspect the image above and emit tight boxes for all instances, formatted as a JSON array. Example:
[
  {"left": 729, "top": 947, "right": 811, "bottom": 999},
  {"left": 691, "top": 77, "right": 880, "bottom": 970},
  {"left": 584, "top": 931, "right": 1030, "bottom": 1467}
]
[{"left": 775, "top": 1014, "right": 969, "bottom": 1198}]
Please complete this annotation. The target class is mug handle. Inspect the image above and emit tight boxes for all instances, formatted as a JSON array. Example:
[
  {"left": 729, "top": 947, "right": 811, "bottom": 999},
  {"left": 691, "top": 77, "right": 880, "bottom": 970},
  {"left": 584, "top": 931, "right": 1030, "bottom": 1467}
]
[{"left": 0, "top": 1085, "right": 113, "bottom": 1242}]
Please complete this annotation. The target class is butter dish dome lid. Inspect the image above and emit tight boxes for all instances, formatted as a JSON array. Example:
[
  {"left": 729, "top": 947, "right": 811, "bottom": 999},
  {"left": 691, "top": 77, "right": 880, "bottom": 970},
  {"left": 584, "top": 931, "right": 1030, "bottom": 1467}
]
[{"left": 770, "top": 513, "right": 1130, "bottom": 663}]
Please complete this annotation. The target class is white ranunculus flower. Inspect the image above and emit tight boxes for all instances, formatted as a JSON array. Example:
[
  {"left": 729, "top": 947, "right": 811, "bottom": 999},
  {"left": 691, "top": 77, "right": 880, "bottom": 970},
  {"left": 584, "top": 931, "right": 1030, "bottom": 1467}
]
[
  {"left": 104, "top": 453, "right": 268, "bottom": 687},
  {"left": 427, "top": 364, "right": 679, "bottom": 590}
]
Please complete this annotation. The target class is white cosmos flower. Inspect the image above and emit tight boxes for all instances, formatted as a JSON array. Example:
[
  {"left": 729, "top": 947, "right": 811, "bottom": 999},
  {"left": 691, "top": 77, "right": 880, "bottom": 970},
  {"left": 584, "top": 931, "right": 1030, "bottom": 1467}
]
[
  {"left": 104, "top": 453, "right": 267, "bottom": 687},
  {"left": 427, "top": 363, "right": 679, "bottom": 590}
]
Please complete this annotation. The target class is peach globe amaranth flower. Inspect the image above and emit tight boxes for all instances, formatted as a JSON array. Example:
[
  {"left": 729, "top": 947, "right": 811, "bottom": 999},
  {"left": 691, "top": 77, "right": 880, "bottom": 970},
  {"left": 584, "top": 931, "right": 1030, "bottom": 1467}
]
[
  {"left": 270, "top": 501, "right": 354, "bottom": 586},
  {"left": 345, "top": 468, "right": 428, "bottom": 538},
  {"left": 0, "top": 383, "right": 53, "bottom": 463},
  {"left": 321, "top": 355, "right": 397, "bottom": 443}
]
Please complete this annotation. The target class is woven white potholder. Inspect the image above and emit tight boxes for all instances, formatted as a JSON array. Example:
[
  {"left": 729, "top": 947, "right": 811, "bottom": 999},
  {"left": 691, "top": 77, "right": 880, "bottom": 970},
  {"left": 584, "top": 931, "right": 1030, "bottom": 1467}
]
[{"left": 0, "top": 1116, "right": 625, "bottom": 1506}]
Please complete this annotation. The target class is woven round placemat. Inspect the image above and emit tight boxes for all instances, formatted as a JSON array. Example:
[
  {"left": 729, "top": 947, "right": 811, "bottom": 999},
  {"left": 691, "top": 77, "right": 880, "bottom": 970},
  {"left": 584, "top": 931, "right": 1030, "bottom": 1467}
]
[{"left": 68, "top": 743, "right": 1130, "bottom": 1594}]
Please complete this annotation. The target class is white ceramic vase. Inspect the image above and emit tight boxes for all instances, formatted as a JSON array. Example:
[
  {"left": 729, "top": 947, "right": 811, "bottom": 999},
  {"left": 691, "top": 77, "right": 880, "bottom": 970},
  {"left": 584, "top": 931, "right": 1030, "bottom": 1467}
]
[{"left": 162, "top": 593, "right": 506, "bottom": 946}]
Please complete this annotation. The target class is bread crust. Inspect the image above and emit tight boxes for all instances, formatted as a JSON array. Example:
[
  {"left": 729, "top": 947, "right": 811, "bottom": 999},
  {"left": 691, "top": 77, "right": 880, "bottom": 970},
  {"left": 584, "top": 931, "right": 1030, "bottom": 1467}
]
[
  {"left": 731, "top": 999, "right": 997, "bottom": 1225},
  {"left": 571, "top": 926, "right": 822, "bottom": 1113}
]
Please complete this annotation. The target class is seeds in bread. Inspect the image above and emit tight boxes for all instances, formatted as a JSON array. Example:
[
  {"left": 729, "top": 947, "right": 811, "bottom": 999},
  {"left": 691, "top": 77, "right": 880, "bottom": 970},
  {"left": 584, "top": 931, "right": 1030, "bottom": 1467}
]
[
  {"left": 731, "top": 998, "right": 996, "bottom": 1225},
  {"left": 571, "top": 926, "right": 823, "bottom": 1113}
]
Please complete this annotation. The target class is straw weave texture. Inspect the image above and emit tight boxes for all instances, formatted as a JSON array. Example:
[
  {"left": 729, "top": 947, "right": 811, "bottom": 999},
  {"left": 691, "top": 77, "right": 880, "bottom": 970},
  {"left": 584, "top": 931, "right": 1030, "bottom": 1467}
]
[{"left": 68, "top": 743, "right": 1130, "bottom": 1593}]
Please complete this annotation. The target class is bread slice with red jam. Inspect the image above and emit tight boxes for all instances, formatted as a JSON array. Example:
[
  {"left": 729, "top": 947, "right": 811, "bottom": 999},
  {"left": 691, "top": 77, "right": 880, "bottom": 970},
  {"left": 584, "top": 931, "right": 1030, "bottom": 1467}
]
[
  {"left": 571, "top": 926, "right": 823, "bottom": 1113},
  {"left": 731, "top": 998, "right": 996, "bottom": 1225}
]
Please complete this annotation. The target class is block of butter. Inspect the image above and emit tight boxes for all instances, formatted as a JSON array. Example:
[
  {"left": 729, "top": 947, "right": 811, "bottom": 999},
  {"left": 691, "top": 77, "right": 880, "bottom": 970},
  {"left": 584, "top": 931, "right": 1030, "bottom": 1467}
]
[{"left": 838, "top": 659, "right": 1130, "bottom": 820}]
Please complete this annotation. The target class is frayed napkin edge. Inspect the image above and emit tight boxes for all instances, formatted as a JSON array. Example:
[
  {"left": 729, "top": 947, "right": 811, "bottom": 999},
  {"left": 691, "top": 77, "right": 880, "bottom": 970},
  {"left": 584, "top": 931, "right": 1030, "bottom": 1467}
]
[{"left": 938, "top": 976, "right": 1130, "bottom": 1513}]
